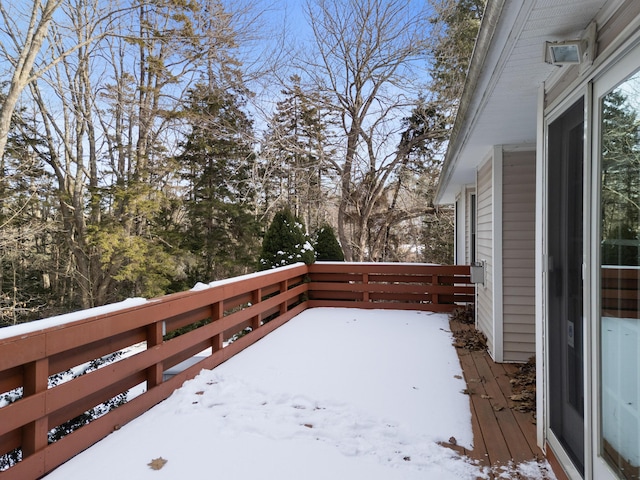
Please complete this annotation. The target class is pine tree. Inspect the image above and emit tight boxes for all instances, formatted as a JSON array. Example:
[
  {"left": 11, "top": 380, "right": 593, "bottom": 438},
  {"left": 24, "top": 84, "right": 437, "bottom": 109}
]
[
  {"left": 259, "top": 209, "right": 315, "bottom": 270},
  {"left": 601, "top": 89, "right": 640, "bottom": 265},
  {"left": 0, "top": 102, "right": 60, "bottom": 325},
  {"left": 314, "top": 224, "right": 344, "bottom": 261},
  {"left": 429, "top": 0, "right": 485, "bottom": 115},
  {"left": 179, "top": 84, "right": 260, "bottom": 282},
  {"left": 260, "top": 75, "right": 335, "bottom": 232}
]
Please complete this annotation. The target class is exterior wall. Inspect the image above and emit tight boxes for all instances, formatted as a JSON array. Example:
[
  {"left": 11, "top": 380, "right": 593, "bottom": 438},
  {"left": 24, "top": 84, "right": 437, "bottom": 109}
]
[
  {"left": 502, "top": 150, "right": 536, "bottom": 362},
  {"left": 476, "top": 157, "right": 495, "bottom": 356}
]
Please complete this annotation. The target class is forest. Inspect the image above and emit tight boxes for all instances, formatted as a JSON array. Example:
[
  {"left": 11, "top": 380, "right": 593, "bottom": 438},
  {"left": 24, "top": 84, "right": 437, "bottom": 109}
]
[{"left": 0, "top": 0, "right": 484, "bottom": 326}]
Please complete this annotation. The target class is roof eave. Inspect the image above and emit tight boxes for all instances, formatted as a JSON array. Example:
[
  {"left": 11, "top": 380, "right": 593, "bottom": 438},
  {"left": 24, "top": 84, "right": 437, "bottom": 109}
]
[{"left": 434, "top": 0, "right": 506, "bottom": 205}]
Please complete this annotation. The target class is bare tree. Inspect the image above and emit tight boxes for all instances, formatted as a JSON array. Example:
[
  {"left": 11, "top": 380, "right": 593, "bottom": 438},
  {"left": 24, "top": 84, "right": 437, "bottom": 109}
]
[
  {"left": 0, "top": 0, "right": 63, "bottom": 160},
  {"left": 20, "top": 0, "right": 263, "bottom": 307},
  {"left": 301, "top": 0, "right": 441, "bottom": 261}
]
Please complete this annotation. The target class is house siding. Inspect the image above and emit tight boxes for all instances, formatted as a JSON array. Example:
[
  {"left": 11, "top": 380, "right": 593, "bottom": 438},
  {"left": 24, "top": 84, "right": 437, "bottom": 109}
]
[
  {"left": 476, "top": 158, "right": 494, "bottom": 356},
  {"left": 502, "top": 150, "right": 536, "bottom": 362}
]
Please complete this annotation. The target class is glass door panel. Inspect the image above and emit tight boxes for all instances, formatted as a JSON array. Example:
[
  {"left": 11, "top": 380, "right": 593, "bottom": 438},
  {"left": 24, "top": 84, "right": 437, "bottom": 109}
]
[
  {"left": 600, "top": 70, "right": 640, "bottom": 480},
  {"left": 549, "top": 98, "right": 585, "bottom": 474}
]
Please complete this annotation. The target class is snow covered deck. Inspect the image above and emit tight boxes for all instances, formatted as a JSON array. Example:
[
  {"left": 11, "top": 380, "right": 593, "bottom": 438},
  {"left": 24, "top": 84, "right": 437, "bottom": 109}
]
[
  {"left": 0, "top": 263, "right": 556, "bottom": 479},
  {"left": 43, "top": 308, "right": 553, "bottom": 480},
  {"left": 43, "top": 308, "right": 479, "bottom": 479}
]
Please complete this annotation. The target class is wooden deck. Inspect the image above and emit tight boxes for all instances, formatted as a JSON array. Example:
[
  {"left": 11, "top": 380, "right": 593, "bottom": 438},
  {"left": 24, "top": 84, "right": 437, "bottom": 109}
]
[{"left": 446, "top": 318, "right": 553, "bottom": 479}]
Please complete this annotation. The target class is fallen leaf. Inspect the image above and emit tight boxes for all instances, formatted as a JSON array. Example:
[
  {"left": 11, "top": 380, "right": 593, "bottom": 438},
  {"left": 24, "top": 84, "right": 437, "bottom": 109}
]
[
  {"left": 493, "top": 405, "right": 505, "bottom": 412},
  {"left": 195, "top": 391, "right": 204, "bottom": 395},
  {"left": 481, "top": 394, "right": 492, "bottom": 400},
  {"left": 148, "top": 457, "right": 167, "bottom": 470},
  {"left": 454, "top": 375, "right": 462, "bottom": 379},
  {"left": 448, "top": 436, "right": 457, "bottom": 445}
]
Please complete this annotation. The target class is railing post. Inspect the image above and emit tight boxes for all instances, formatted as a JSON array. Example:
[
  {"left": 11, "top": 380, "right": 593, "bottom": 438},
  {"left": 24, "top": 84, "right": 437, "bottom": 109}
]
[
  {"left": 212, "top": 301, "right": 224, "bottom": 351},
  {"left": 22, "top": 357, "right": 49, "bottom": 457},
  {"left": 363, "top": 272, "right": 370, "bottom": 303},
  {"left": 146, "top": 322, "right": 164, "bottom": 389},
  {"left": 279, "top": 280, "right": 288, "bottom": 315},
  {"left": 251, "top": 289, "right": 262, "bottom": 331},
  {"left": 432, "top": 273, "right": 440, "bottom": 307}
]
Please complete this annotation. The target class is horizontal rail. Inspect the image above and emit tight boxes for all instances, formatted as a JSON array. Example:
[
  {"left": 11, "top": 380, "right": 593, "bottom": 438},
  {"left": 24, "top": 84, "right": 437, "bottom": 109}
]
[
  {"left": 0, "top": 262, "right": 473, "bottom": 479},
  {"left": 307, "top": 262, "right": 474, "bottom": 310},
  {"left": 602, "top": 266, "right": 640, "bottom": 319}
]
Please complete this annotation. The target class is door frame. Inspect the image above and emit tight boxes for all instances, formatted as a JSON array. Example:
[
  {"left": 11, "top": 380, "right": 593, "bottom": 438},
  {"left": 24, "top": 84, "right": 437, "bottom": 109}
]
[
  {"left": 548, "top": 96, "right": 587, "bottom": 475},
  {"left": 542, "top": 88, "right": 591, "bottom": 480}
]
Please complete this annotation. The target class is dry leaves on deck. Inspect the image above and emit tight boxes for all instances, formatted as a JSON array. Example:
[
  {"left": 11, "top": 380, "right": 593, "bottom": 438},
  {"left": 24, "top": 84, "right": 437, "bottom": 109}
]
[
  {"left": 451, "top": 328, "right": 487, "bottom": 351},
  {"left": 508, "top": 357, "right": 536, "bottom": 413},
  {"left": 449, "top": 307, "right": 487, "bottom": 351},
  {"left": 148, "top": 457, "right": 168, "bottom": 470}
]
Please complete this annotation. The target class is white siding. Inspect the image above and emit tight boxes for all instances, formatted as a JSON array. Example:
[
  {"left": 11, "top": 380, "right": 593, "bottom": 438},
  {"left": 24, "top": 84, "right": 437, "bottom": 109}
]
[
  {"left": 502, "top": 150, "right": 536, "bottom": 362},
  {"left": 476, "top": 159, "right": 494, "bottom": 356}
]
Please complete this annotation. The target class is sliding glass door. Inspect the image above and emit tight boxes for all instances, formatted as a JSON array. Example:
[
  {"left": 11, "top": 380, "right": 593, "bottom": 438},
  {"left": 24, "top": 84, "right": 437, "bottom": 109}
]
[
  {"left": 548, "top": 98, "right": 586, "bottom": 475},
  {"left": 598, "top": 68, "right": 640, "bottom": 480}
]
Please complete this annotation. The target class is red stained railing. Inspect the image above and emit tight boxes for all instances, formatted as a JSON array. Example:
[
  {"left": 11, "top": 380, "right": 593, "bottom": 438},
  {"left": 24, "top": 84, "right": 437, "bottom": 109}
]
[
  {"left": 601, "top": 266, "right": 640, "bottom": 319},
  {"left": 0, "top": 262, "right": 472, "bottom": 479}
]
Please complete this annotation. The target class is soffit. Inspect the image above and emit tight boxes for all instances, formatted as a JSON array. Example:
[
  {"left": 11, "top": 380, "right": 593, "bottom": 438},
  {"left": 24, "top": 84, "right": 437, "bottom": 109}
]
[{"left": 437, "top": 0, "right": 610, "bottom": 204}]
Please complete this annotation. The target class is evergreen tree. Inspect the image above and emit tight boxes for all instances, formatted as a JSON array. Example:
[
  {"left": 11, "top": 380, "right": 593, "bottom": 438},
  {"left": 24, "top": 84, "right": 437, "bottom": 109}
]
[
  {"left": 429, "top": 0, "right": 485, "bottom": 115},
  {"left": 178, "top": 84, "right": 261, "bottom": 282},
  {"left": 314, "top": 224, "right": 344, "bottom": 261},
  {"left": 260, "top": 75, "right": 335, "bottom": 232},
  {"left": 601, "top": 88, "right": 640, "bottom": 265},
  {"left": 259, "top": 209, "right": 315, "bottom": 270},
  {"left": 0, "top": 101, "right": 61, "bottom": 325}
]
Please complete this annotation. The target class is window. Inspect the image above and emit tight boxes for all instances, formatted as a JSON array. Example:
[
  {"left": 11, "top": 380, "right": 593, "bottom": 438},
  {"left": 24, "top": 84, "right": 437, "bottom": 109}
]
[{"left": 470, "top": 193, "right": 477, "bottom": 264}]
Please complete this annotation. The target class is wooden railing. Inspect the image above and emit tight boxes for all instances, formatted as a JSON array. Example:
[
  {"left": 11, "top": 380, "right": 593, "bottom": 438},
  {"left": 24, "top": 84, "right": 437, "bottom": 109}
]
[
  {"left": 602, "top": 266, "right": 640, "bottom": 319},
  {"left": 307, "top": 263, "right": 474, "bottom": 310},
  {"left": 0, "top": 262, "right": 472, "bottom": 479}
]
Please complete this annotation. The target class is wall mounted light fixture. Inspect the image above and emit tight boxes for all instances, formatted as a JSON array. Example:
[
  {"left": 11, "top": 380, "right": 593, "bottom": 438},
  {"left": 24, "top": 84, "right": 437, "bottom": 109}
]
[
  {"left": 545, "top": 40, "right": 584, "bottom": 64},
  {"left": 544, "top": 21, "right": 597, "bottom": 67}
]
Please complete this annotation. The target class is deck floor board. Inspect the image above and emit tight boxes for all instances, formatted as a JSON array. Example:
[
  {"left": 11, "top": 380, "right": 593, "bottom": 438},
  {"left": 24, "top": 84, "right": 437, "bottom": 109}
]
[{"left": 450, "top": 319, "right": 546, "bottom": 477}]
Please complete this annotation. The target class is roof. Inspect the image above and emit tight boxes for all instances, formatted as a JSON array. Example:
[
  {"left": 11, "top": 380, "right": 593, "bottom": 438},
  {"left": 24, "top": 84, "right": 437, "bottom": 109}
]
[{"left": 435, "top": 0, "right": 610, "bottom": 204}]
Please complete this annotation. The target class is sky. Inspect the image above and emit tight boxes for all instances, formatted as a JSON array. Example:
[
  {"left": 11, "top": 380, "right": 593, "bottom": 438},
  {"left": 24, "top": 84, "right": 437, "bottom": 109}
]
[{"left": 42, "top": 307, "right": 556, "bottom": 480}]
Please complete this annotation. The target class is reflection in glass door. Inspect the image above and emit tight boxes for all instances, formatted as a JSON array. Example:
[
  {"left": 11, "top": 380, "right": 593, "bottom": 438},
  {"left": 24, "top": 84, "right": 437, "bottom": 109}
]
[{"left": 600, "top": 70, "right": 640, "bottom": 480}]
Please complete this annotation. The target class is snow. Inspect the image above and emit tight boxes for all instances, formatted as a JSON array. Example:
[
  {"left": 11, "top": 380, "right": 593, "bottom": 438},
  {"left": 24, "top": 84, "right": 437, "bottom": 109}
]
[
  {"left": 0, "top": 263, "right": 307, "bottom": 338},
  {"left": 190, "top": 262, "right": 305, "bottom": 291},
  {"left": 43, "top": 308, "right": 553, "bottom": 479},
  {"left": 0, "top": 298, "right": 148, "bottom": 340}
]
